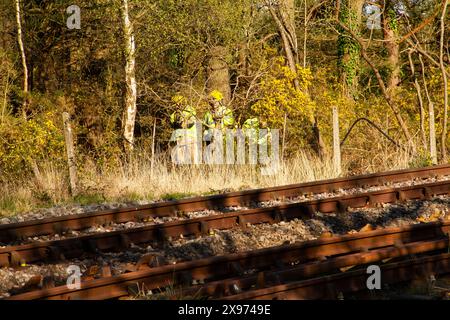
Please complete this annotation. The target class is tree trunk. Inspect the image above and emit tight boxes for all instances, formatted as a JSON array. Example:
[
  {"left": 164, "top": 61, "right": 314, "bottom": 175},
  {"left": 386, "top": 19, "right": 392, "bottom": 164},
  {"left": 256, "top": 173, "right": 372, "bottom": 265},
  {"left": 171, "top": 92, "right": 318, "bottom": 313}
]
[
  {"left": 337, "top": 0, "right": 364, "bottom": 97},
  {"left": 332, "top": 106, "right": 341, "bottom": 175},
  {"left": 121, "top": 0, "right": 137, "bottom": 155},
  {"left": 429, "top": 102, "right": 438, "bottom": 165},
  {"left": 207, "top": 45, "right": 231, "bottom": 104},
  {"left": 338, "top": 21, "right": 412, "bottom": 142},
  {"left": 312, "top": 117, "right": 326, "bottom": 157},
  {"left": 279, "top": 0, "right": 298, "bottom": 64},
  {"left": 419, "top": 54, "right": 437, "bottom": 164},
  {"left": 238, "top": 42, "right": 249, "bottom": 77},
  {"left": 15, "top": 0, "right": 28, "bottom": 117},
  {"left": 439, "top": 1, "right": 448, "bottom": 162},
  {"left": 408, "top": 51, "right": 427, "bottom": 150},
  {"left": 267, "top": 1, "right": 300, "bottom": 90},
  {"left": 382, "top": 3, "right": 400, "bottom": 94},
  {"left": 303, "top": 0, "right": 308, "bottom": 68}
]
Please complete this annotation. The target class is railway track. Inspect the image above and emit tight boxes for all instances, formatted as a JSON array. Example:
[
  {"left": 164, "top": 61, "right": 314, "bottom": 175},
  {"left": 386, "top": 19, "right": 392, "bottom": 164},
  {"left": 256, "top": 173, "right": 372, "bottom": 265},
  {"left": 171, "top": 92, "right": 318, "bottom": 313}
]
[
  {"left": 7, "top": 220, "right": 450, "bottom": 300},
  {"left": 1, "top": 180, "right": 449, "bottom": 268},
  {"left": 1, "top": 164, "right": 449, "bottom": 243},
  {"left": 2, "top": 165, "right": 450, "bottom": 300},
  {"left": 220, "top": 252, "right": 450, "bottom": 300}
]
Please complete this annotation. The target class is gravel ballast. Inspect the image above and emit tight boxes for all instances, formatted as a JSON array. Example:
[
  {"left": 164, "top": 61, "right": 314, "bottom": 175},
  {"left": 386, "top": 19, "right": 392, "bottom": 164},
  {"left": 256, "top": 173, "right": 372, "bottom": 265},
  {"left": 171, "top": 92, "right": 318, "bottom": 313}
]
[{"left": 0, "top": 197, "right": 449, "bottom": 298}]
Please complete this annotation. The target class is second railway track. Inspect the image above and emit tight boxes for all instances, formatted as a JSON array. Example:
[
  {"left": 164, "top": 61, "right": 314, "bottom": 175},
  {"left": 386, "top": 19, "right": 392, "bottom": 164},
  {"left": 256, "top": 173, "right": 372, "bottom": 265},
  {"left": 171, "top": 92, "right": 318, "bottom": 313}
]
[
  {"left": 2, "top": 164, "right": 450, "bottom": 300},
  {"left": 7, "top": 219, "right": 450, "bottom": 300},
  {"left": 0, "top": 180, "right": 449, "bottom": 268},
  {"left": 0, "top": 164, "right": 449, "bottom": 244}
]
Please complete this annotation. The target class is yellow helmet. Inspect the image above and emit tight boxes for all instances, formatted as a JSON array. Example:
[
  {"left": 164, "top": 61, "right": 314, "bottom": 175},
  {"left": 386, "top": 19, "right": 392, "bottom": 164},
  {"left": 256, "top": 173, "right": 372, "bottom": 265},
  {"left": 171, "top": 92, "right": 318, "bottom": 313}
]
[
  {"left": 209, "top": 90, "right": 223, "bottom": 102},
  {"left": 172, "top": 94, "right": 186, "bottom": 104}
]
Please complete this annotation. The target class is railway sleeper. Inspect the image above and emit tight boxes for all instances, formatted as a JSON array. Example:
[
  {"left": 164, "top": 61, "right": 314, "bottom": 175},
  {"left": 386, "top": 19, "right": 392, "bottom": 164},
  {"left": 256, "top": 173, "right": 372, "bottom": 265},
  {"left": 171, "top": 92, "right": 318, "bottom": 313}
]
[
  {"left": 9, "top": 251, "right": 23, "bottom": 267},
  {"left": 46, "top": 246, "right": 66, "bottom": 262}
]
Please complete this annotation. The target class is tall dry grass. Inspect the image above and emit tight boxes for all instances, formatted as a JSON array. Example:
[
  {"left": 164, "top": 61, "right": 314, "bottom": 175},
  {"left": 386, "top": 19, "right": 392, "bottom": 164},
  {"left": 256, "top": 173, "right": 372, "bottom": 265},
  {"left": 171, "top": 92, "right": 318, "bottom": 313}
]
[
  {"left": 342, "top": 144, "right": 416, "bottom": 175},
  {"left": 0, "top": 163, "right": 69, "bottom": 216},
  {"left": 85, "top": 150, "right": 340, "bottom": 201},
  {"left": 0, "top": 146, "right": 422, "bottom": 217}
]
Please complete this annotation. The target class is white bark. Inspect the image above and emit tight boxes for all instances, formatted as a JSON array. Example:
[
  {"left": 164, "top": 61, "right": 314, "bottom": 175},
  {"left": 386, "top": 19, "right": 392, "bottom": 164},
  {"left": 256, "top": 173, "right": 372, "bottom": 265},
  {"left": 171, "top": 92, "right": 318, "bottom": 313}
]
[
  {"left": 439, "top": 1, "right": 448, "bottom": 161},
  {"left": 429, "top": 103, "right": 438, "bottom": 165},
  {"left": 303, "top": 0, "right": 307, "bottom": 68},
  {"left": 121, "top": 0, "right": 137, "bottom": 153},
  {"left": 15, "top": 0, "right": 28, "bottom": 114}
]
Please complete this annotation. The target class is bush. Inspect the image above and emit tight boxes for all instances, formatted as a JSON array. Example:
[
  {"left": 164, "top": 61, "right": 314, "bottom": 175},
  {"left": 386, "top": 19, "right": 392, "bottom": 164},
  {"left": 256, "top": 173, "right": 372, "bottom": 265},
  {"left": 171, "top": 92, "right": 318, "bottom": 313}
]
[
  {"left": 0, "top": 112, "right": 65, "bottom": 177},
  {"left": 250, "top": 57, "right": 316, "bottom": 152}
]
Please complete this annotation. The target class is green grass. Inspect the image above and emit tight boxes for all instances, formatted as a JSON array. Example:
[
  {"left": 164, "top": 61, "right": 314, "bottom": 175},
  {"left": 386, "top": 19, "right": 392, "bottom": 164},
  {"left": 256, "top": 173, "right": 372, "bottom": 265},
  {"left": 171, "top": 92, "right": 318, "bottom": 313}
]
[
  {"left": 408, "top": 153, "right": 433, "bottom": 169},
  {"left": 73, "top": 193, "right": 107, "bottom": 206},
  {"left": 116, "top": 191, "right": 152, "bottom": 203},
  {"left": 161, "top": 192, "right": 194, "bottom": 201},
  {"left": 0, "top": 196, "right": 17, "bottom": 215}
]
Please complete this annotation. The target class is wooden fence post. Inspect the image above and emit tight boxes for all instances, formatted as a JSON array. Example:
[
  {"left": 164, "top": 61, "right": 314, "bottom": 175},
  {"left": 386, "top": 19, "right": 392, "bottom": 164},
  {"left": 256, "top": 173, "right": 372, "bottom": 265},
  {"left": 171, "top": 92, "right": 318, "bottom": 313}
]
[
  {"left": 63, "top": 112, "right": 78, "bottom": 196},
  {"left": 332, "top": 106, "right": 342, "bottom": 176},
  {"left": 429, "top": 103, "right": 438, "bottom": 165}
]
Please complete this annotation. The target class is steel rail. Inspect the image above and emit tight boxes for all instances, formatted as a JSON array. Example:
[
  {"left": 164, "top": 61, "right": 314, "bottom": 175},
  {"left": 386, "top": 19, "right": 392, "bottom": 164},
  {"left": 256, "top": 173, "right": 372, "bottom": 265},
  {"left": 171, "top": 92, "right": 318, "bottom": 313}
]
[
  {"left": 6, "top": 219, "right": 450, "bottom": 300},
  {"left": 221, "top": 252, "right": 450, "bottom": 300},
  {"left": 0, "top": 164, "right": 448, "bottom": 243},
  {"left": 1, "top": 180, "right": 449, "bottom": 268},
  {"left": 170, "top": 238, "right": 449, "bottom": 299}
]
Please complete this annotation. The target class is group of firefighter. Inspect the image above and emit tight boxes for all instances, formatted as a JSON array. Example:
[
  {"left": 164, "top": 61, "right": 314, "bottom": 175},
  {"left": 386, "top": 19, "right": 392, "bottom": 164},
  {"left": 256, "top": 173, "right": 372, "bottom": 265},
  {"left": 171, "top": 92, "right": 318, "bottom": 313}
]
[{"left": 169, "top": 90, "right": 270, "bottom": 164}]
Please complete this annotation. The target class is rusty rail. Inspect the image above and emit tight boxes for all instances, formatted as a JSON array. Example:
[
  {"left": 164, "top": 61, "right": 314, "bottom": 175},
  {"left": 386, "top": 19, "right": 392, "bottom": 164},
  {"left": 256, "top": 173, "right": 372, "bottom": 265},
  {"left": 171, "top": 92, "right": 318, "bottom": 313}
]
[
  {"left": 1, "top": 180, "right": 449, "bottom": 268},
  {"left": 221, "top": 252, "right": 450, "bottom": 300},
  {"left": 1, "top": 164, "right": 449, "bottom": 243},
  {"left": 7, "top": 219, "right": 450, "bottom": 300},
  {"left": 184, "top": 239, "right": 448, "bottom": 299}
]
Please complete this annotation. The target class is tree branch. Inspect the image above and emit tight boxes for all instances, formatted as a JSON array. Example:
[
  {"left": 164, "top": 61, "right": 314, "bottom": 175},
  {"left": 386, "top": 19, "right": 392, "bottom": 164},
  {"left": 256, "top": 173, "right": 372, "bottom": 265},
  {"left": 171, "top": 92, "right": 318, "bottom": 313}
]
[{"left": 336, "top": 20, "right": 412, "bottom": 142}]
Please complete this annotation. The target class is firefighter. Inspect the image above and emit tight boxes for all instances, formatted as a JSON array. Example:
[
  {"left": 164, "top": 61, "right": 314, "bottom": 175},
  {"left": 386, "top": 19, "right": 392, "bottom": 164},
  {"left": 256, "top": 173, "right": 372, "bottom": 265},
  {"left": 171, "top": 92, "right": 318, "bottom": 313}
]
[
  {"left": 243, "top": 117, "right": 260, "bottom": 145},
  {"left": 170, "top": 95, "right": 197, "bottom": 131},
  {"left": 243, "top": 117, "right": 270, "bottom": 145},
  {"left": 170, "top": 95, "right": 200, "bottom": 164},
  {"left": 243, "top": 116, "right": 273, "bottom": 165},
  {"left": 203, "top": 90, "right": 235, "bottom": 164},
  {"left": 203, "top": 90, "right": 235, "bottom": 140}
]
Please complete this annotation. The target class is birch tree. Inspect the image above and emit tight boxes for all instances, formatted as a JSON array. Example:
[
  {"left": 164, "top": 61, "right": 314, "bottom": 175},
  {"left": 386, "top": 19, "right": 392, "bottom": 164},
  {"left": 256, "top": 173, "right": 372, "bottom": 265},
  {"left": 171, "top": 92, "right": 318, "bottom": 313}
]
[
  {"left": 15, "top": 0, "right": 28, "bottom": 117},
  {"left": 439, "top": 0, "right": 448, "bottom": 161},
  {"left": 121, "top": 0, "right": 137, "bottom": 154},
  {"left": 419, "top": 55, "right": 438, "bottom": 164}
]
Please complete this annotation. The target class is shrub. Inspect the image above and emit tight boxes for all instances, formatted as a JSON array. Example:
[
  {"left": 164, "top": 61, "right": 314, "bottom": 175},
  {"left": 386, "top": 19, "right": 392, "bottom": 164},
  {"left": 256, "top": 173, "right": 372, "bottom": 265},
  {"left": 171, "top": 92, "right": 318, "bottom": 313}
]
[{"left": 0, "top": 112, "right": 65, "bottom": 177}]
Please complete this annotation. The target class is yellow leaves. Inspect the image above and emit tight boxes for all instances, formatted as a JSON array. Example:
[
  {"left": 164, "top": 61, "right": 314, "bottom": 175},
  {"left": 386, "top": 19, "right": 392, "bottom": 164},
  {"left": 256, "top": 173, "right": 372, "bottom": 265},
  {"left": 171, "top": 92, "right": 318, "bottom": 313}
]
[
  {"left": 250, "top": 57, "right": 315, "bottom": 130},
  {"left": 280, "top": 66, "right": 297, "bottom": 82},
  {"left": 171, "top": 94, "right": 186, "bottom": 104},
  {"left": 0, "top": 113, "right": 65, "bottom": 173},
  {"left": 209, "top": 90, "right": 223, "bottom": 102}
]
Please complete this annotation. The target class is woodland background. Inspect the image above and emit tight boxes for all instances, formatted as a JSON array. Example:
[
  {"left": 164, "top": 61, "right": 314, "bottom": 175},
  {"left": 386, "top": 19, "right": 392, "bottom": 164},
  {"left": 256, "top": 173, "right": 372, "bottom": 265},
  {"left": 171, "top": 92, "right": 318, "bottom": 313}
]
[{"left": 0, "top": 0, "right": 448, "bottom": 215}]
